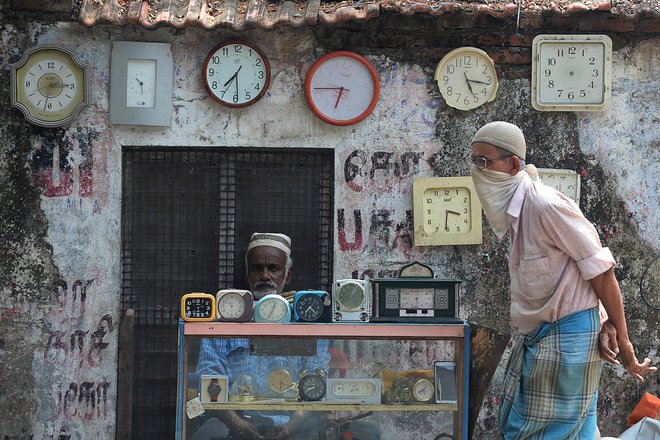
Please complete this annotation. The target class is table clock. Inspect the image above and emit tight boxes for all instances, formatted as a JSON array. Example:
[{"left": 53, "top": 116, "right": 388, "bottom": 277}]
[
  {"left": 216, "top": 289, "right": 253, "bottom": 322},
  {"left": 332, "top": 279, "right": 370, "bottom": 323},
  {"left": 180, "top": 292, "right": 216, "bottom": 322},
  {"left": 293, "top": 290, "right": 332, "bottom": 323},
  {"left": 326, "top": 378, "right": 382, "bottom": 404},
  {"left": 253, "top": 294, "right": 292, "bottom": 323},
  {"left": 369, "top": 278, "right": 462, "bottom": 323}
]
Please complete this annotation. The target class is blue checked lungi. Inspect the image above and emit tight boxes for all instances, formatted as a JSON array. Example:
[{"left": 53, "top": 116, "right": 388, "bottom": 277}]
[{"left": 499, "top": 307, "right": 603, "bottom": 440}]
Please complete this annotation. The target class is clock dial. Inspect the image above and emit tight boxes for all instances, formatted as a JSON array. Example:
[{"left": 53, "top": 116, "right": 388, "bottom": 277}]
[
  {"left": 254, "top": 294, "right": 291, "bottom": 323},
  {"left": 268, "top": 369, "right": 294, "bottom": 393},
  {"left": 434, "top": 47, "right": 498, "bottom": 111},
  {"left": 305, "top": 51, "right": 380, "bottom": 126},
  {"left": 295, "top": 293, "right": 324, "bottom": 321},
  {"left": 423, "top": 187, "right": 472, "bottom": 235},
  {"left": 399, "top": 289, "right": 435, "bottom": 309},
  {"left": 537, "top": 168, "right": 581, "bottom": 205},
  {"left": 298, "top": 374, "right": 326, "bottom": 401},
  {"left": 11, "top": 45, "right": 88, "bottom": 127},
  {"left": 126, "top": 59, "right": 156, "bottom": 108},
  {"left": 217, "top": 292, "right": 246, "bottom": 320},
  {"left": 181, "top": 293, "right": 216, "bottom": 321},
  {"left": 532, "top": 35, "right": 612, "bottom": 111},
  {"left": 413, "top": 177, "right": 482, "bottom": 246},
  {"left": 412, "top": 378, "right": 435, "bottom": 402},
  {"left": 331, "top": 380, "right": 376, "bottom": 397},
  {"left": 336, "top": 282, "right": 365, "bottom": 311},
  {"left": 203, "top": 40, "right": 270, "bottom": 108}
]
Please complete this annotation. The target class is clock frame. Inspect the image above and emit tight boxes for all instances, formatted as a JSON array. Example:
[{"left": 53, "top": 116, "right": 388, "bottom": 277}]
[
  {"left": 10, "top": 44, "right": 89, "bottom": 128},
  {"left": 434, "top": 47, "right": 498, "bottom": 111},
  {"left": 413, "top": 177, "right": 483, "bottom": 246},
  {"left": 531, "top": 34, "right": 612, "bottom": 112},
  {"left": 202, "top": 40, "right": 270, "bottom": 108},
  {"left": 110, "top": 41, "right": 173, "bottom": 126},
  {"left": 180, "top": 292, "right": 216, "bottom": 322},
  {"left": 304, "top": 50, "right": 380, "bottom": 126}
]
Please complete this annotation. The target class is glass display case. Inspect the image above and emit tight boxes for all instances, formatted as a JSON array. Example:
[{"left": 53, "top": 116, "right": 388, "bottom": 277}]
[{"left": 176, "top": 321, "right": 470, "bottom": 440}]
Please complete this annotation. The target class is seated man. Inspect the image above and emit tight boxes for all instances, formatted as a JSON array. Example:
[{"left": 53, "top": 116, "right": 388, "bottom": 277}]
[{"left": 194, "top": 233, "right": 330, "bottom": 440}]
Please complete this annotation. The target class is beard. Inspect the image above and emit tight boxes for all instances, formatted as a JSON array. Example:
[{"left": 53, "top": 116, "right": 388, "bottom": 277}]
[{"left": 251, "top": 280, "right": 282, "bottom": 300}]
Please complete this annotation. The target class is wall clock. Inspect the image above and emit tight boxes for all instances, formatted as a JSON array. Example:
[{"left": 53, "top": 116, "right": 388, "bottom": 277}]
[
  {"left": 202, "top": 40, "right": 270, "bottom": 108},
  {"left": 10, "top": 44, "right": 89, "bottom": 128},
  {"left": 110, "top": 41, "right": 173, "bottom": 126},
  {"left": 531, "top": 34, "right": 612, "bottom": 112},
  {"left": 537, "top": 168, "right": 581, "bottom": 206},
  {"left": 434, "top": 47, "right": 498, "bottom": 111},
  {"left": 412, "top": 176, "right": 483, "bottom": 246},
  {"left": 304, "top": 50, "right": 380, "bottom": 126}
]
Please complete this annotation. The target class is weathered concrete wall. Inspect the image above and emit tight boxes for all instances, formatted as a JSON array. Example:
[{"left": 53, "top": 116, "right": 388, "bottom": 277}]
[{"left": 0, "top": 11, "right": 658, "bottom": 440}]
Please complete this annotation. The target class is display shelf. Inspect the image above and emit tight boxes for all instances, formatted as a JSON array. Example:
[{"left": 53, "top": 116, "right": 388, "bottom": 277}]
[{"left": 177, "top": 320, "right": 470, "bottom": 440}]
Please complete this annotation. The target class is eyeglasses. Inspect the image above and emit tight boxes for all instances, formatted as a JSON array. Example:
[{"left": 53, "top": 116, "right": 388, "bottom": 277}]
[{"left": 470, "top": 154, "right": 513, "bottom": 169}]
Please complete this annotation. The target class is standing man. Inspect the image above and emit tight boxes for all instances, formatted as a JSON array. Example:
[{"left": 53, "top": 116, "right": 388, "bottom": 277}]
[
  {"left": 195, "top": 232, "right": 329, "bottom": 440},
  {"left": 469, "top": 121, "right": 656, "bottom": 439}
]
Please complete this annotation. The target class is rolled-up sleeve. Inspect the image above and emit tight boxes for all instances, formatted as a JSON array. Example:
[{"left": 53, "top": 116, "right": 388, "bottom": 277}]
[{"left": 576, "top": 247, "right": 616, "bottom": 280}]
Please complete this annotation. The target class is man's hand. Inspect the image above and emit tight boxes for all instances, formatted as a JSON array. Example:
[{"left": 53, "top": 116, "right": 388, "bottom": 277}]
[
  {"left": 229, "top": 417, "right": 264, "bottom": 439},
  {"left": 599, "top": 319, "right": 657, "bottom": 381}
]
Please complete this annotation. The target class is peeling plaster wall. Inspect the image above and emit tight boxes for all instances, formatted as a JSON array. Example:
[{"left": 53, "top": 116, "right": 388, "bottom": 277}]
[{"left": 0, "top": 14, "right": 658, "bottom": 440}]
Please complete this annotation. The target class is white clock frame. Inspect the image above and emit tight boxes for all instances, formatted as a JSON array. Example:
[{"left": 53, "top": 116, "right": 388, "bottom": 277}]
[
  {"left": 110, "top": 41, "right": 173, "bottom": 126},
  {"left": 531, "top": 34, "right": 612, "bottom": 112}
]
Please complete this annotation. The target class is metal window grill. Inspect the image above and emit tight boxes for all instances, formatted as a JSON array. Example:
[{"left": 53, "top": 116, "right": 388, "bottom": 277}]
[{"left": 121, "top": 147, "right": 334, "bottom": 439}]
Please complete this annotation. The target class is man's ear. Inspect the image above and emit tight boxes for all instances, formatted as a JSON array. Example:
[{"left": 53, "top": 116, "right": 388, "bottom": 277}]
[
  {"left": 510, "top": 156, "right": 522, "bottom": 176},
  {"left": 285, "top": 267, "right": 293, "bottom": 286}
]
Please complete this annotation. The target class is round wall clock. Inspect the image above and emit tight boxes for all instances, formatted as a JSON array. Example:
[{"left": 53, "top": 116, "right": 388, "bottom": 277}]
[
  {"left": 412, "top": 176, "right": 483, "bottom": 246},
  {"left": 434, "top": 47, "right": 498, "bottom": 111},
  {"left": 304, "top": 51, "right": 380, "bottom": 126},
  {"left": 202, "top": 40, "right": 270, "bottom": 108},
  {"left": 10, "top": 44, "right": 89, "bottom": 127}
]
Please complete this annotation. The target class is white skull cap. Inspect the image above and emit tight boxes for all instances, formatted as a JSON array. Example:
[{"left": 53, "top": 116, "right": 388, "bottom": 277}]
[
  {"left": 471, "top": 121, "right": 526, "bottom": 160},
  {"left": 247, "top": 232, "right": 291, "bottom": 256}
]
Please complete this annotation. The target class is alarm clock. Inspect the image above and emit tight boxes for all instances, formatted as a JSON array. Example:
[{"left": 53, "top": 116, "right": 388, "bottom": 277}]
[
  {"left": 332, "top": 279, "right": 370, "bottom": 323},
  {"left": 253, "top": 294, "right": 292, "bottom": 323},
  {"left": 370, "top": 278, "right": 462, "bottom": 323},
  {"left": 298, "top": 372, "right": 326, "bottom": 402},
  {"left": 326, "top": 378, "right": 382, "bottom": 404},
  {"left": 293, "top": 290, "right": 332, "bottom": 323},
  {"left": 180, "top": 292, "right": 216, "bottom": 321},
  {"left": 216, "top": 289, "right": 253, "bottom": 322}
]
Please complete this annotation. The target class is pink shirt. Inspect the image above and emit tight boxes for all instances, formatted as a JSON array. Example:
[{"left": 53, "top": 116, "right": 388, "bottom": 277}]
[{"left": 507, "top": 173, "right": 615, "bottom": 334}]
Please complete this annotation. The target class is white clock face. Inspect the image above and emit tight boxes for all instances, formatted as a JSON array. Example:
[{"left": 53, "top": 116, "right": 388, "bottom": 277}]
[
  {"left": 399, "top": 289, "right": 435, "bottom": 309},
  {"left": 126, "top": 59, "right": 156, "bottom": 108},
  {"left": 532, "top": 35, "right": 611, "bottom": 111},
  {"left": 11, "top": 46, "right": 88, "bottom": 127},
  {"left": 423, "top": 187, "right": 472, "bottom": 235},
  {"left": 413, "top": 379, "right": 435, "bottom": 402},
  {"left": 330, "top": 380, "right": 377, "bottom": 397},
  {"left": 305, "top": 51, "right": 380, "bottom": 126},
  {"left": 217, "top": 292, "right": 246, "bottom": 319},
  {"left": 258, "top": 297, "right": 289, "bottom": 322},
  {"left": 434, "top": 47, "right": 498, "bottom": 111},
  {"left": 537, "top": 168, "right": 581, "bottom": 205},
  {"left": 203, "top": 41, "right": 270, "bottom": 108}
]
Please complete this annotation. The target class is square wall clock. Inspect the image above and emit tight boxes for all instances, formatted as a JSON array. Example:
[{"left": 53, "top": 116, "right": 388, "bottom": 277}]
[
  {"left": 413, "top": 176, "right": 482, "bottom": 246},
  {"left": 531, "top": 34, "right": 612, "bottom": 112},
  {"left": 110, "top": 41, "right": 173, "bottom": 126}
]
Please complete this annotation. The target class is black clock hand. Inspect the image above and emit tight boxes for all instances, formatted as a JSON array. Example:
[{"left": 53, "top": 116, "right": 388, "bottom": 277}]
[
  {"left": 465, "top": 78, "right": 490, "bottom": 85},
  {"left": 223, "top": 66, "right": 243, "bottom": 87},
  {"left": 135, "top": 76, "right": 144, "bottom": 93},
  {"left": 464, "top": 72, "right": 475, "bottom": 95}
]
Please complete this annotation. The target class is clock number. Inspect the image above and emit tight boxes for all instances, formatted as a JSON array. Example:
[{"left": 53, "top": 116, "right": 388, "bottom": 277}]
[
  {"left": 255, "top": 59, "right": 262, "bottom": 66},
  {"left": 427, "top": 198, "right": 432, "bottom": 203},
  {"left": 427, "top": 209, "right": 432, "bottom": 214},
  {"left": 25, "top": 80, "right": 31, "bottom": 88},
  {"left": 208, "top": 68, "right": 215, "bottom": 76},
  {"left": 428, "top": 220, "right": 432, "bottom": 225},
  {"left": 442, "top": 75, "right": 449, "bottom": 85},
  {"left": 568, "top": 46, "right": 576, "bottom": 55},
  {"left": 245, "top": 91, "right": 251, "bottom": 100},
  {"left": 547, "top": 58, "right": 557, "bottom": 66},
  {"left": 548, "top": 80, "right": 555, "bottom": 88},
  {"left": 447, "top": 65, "right": 455, "bottom": 75},
  {"left": 258, "top": 71, "right": 264, "bottom": 79},
  {"left": 254, "top": 83, "right": 261, "bottom": 91},
  {"left": 544, "top": 69, "right": 551, "bottom": 77},
  {"left": 567, "top": 92, "right": 575, "bottom": 100},
  {"left": 70, "top": 83, "right": 75, "bottom": 90},
  {"left": 588, "top": 81, "right": 595, "bottom": 89},
  {"left": 222, "top": 47, "right": 229, "bottom": 56},
  {"left": 462, "top": 55, "right": 472, "bottom": 67},
  {"left": 557, "top": 48, "right": 564, "bottom": 57},
  {"left": 444, "top": 190, "right": 450, "bottom": 196},
  {"left": 233, "top": 94, "right": 239, "bottom": 103},
  {"left": 463, "top": 96, "right": 470, "bottom": 106},
  {"left": 579, "top": 90, "right": 586, "bottom": 98},
  {"left": 482, "top": 65, "right": 489, "bottom": 75},
  {"left": 446, "top": 86, "right": 453, "bottom": 96},
  {"left": 47, "top": 61, "right": 55, "bottom": 69},
  {"left": 456, "top": 226, "right": 461, "bottom": 232},
  {"left": 557, "top": 89, "right": 564, "bottom": 97},
  {"left": 592, "top": 69, "right": 599, "bottom": 77},
  {"left": 233, "top": 44, "right": 242, "bottom": 54}
]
